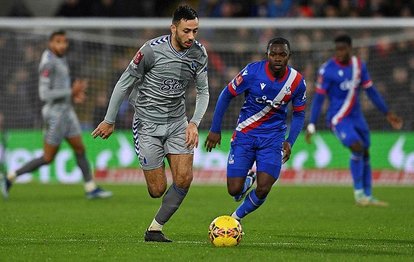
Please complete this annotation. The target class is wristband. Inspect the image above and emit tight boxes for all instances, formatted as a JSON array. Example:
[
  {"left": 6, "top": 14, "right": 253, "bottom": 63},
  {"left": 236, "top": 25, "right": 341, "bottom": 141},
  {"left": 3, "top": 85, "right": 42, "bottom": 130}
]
[{"left": 307, "top": 123, "right": 315, "bottom": 134}]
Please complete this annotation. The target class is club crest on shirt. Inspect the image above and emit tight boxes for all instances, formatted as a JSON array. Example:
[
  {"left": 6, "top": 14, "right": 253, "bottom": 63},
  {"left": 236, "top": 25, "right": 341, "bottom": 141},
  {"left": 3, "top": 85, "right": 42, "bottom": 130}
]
[
  {"left": 41, "top": 69, "right": 50, "bottom": 77},
  {"left": 133, "top": 51, "right": 144, "bottom": 65}
]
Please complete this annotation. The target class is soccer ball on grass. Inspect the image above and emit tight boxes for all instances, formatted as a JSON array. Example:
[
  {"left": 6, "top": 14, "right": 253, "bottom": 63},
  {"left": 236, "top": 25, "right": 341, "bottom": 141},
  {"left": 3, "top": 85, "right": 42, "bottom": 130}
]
[{"left": 208, "top": 215, "right": 243, "bottom": 247}]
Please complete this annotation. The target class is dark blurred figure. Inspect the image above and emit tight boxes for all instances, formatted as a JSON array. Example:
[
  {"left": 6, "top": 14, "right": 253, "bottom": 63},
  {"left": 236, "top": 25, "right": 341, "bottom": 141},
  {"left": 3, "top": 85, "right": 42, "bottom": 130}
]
[
  {"left": 55, "top": 0, "right": 92, "bottom": 17},
  {"left": 90, "top": 0, "right": 123, "bottom": 17},
  {"left": 8, "top": 0, "right": 33, "bottom": 17}
]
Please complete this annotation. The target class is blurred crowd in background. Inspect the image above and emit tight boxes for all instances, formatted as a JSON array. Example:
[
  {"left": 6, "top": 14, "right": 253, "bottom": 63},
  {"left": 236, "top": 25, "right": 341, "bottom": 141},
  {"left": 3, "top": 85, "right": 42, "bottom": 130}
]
[
  {"left": 5, "top": 0, "right": 414, "bottom": 18},
  {"left": 0, "top": 0, "right": 413, "bottom": 133}
]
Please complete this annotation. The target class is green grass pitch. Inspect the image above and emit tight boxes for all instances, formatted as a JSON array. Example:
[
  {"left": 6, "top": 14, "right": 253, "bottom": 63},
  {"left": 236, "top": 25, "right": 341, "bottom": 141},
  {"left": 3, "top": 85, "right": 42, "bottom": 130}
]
[{"left": 1, "top": 183, "right": 413, "bottom": 261}]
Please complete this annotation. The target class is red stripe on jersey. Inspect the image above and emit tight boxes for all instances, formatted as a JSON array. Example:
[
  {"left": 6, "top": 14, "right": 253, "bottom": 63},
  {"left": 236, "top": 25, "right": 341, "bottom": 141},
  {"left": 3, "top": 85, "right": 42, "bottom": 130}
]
[
  {"left": 239, "top": 71, "right": 303, "bottom": 133},
  {"left": 293, "top": 105, "right": 305, "bottom": 112},
  {"left": 240, "top": 108, "right": 277, "bottom": 133},
  {"left": 315, "top": 87, "right": 326, "bottom": 94},
  {"left": 362, "top": 80, "right": 373, "bottom": 88},
  {"left": 280, "top": 71, "right": 302, "bottom": 103},
  {"left": 227, "top": 83, "right": 237, "bottom": 96},
  {"left": 336, "top": 93, "right": 356, "bottom": 124}
]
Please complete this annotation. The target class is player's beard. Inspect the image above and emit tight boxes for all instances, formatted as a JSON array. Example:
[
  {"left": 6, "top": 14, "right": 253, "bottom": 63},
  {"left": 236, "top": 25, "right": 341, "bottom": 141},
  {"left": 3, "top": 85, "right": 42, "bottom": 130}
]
[{"left": 174, "top": 34, "right": 193, "bottom": 50}]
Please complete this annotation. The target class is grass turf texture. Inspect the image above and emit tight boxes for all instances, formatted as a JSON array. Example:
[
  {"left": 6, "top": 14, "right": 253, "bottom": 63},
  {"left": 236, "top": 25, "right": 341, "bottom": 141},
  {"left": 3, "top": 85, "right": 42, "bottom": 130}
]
[{"left": 1, "top": 184, "right": 413, "bottom": 261}]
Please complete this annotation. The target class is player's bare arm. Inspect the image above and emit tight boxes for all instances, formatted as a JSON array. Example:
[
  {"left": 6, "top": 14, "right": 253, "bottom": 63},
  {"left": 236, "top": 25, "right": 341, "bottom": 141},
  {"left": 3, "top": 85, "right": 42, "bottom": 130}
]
[
  {"left": 204, "top": 131, "right": 221, "bottom": 152},
  {"left": 386, "top": 112, "right": 403, "bottom": 130},
  {"left": 72, "top": 79, "right": 88, "bottom": 104},
  {"left": 185, "top": 122, "right": 199, "bottom": 149},
  {"left": 282, "top": 141, "right": 292, "bottom": 163},
  {"left": 91, "top": 121, "right": 115, "bottom": 139}
]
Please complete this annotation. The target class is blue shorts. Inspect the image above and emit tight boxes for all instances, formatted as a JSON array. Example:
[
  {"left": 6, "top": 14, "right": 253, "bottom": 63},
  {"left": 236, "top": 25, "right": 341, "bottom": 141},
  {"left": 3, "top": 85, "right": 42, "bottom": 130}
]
[
  {"left": 227, "top": 131, "right": 284, "bottom": 179},
  {"left": 332, "top": 117, "right": 370, "bottom": 148}
]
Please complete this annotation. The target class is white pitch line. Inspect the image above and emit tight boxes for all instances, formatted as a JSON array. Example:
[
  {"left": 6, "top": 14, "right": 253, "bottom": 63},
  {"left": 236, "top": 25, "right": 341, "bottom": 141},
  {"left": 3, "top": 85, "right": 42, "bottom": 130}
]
[{"left": 1, "top": 237, "right": 412, "bottom": 249}]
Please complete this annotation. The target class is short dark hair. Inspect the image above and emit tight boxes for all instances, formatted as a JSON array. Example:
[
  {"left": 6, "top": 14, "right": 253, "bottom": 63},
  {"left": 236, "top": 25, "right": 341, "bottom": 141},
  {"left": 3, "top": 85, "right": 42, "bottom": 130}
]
[
  {"left": 49, "top": 30, "right": 66, "bottom": 41},
  {"left": 172, "top": 5, "right": 198, "bottom": 24},
  {"left": 334, "top": 34, "right": 352, "bottom": 46},
  {"left": 266, "top": 37, "right": 290, "bottom": 53}
]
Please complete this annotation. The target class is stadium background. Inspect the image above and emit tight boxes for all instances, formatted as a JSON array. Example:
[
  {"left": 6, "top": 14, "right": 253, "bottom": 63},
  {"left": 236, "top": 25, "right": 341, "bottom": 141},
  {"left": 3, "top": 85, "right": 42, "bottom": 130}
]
[{"left": 0, "top": 0, "right": 413, "bottom": 185}]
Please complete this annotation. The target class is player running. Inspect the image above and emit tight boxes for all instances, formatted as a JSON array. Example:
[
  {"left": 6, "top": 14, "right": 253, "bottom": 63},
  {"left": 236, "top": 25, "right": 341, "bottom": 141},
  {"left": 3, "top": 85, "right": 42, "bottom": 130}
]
[
  {"left": 205, "top": 37, "right": 306, "bottom": 222},
  {"left": 1, "top": 30, "right": 112, "bottom": 200},
  {"left": 305, "top": 33, "right": 403, "bottom": 207},
  {"left": 92, "top": 5, "right": 209, "bottom": 242}
]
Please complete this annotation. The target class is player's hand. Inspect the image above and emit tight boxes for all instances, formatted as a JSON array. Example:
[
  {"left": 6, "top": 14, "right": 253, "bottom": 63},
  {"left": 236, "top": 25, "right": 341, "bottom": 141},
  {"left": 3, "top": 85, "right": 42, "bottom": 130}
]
[
  {"left": 72, "top": 79, "right": 88, "bottom": 104},
  {"left": 204, "top": 131, "right": 221, "bottom": 152},
  {"left": 386, "top": 112, "right": 403, "bottom": 130},
  {"left": 305, "top": 123, "right": 315, "bottom": 144},
  {"left": 92, "top": 121, "right": 114, "bottom": 139},
  {"left": 282, "top": 141, "right": 291, "bottom": 164},
  {"left": 186, "top": 122, "right": 199, "bottom": 149}
]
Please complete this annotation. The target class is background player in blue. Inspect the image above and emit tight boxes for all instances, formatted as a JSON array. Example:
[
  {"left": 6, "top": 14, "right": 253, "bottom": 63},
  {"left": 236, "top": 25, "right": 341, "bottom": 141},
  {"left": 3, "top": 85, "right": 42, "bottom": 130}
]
[
  {"left": 205, "top": 37, "right": 306, "bottom": 221},
  {"left": 305, "top": 34, "right": 403, "bottom": 207}
]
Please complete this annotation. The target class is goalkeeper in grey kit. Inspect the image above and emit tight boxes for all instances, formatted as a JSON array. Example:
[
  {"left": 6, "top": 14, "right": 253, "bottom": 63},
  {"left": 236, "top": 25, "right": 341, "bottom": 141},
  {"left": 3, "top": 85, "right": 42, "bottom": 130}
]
[
  {"left": 1, "top": 30, "right": 112, "bottom": 199},
  {"left": 92, "top": 5, "right": 209, "bottom": 242}
]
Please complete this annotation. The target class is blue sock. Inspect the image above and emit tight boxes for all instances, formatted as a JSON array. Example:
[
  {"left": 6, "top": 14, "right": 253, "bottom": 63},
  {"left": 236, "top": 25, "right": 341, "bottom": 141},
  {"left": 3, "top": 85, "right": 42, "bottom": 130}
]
[
  {"left": 235, "top": 189, "right": 266, "bottom": 219},
  {"left": 350, "top": 152, "right": 364, "bottom": 190},
  {"left": 363, "top": 156, "right": 372, "bottom": 197}
]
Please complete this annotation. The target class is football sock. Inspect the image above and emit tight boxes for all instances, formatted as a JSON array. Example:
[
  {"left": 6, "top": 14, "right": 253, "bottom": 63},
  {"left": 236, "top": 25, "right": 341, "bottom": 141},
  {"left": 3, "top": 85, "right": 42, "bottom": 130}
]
[
  {"left": 84, "top": 181, "right": 97, "bottom": 192},
  {"left": 350, "top": 152, "right": 364, "bottom": 190},
  {"left": 75, "top": 153, "right": 93, "bottom": 182},
  {"left": 154, "top": 183, "right": 188, "bottom": 226},
  {"left": 362, "top": 156, "right": 372, "bottom": 197},
  {"left": 15, "top": 157, "right": 47, "bottom": 178},
  {"left": 234, "top": 189, "right": 266, "bottom": 219},
  {"left": 148, "top": 219, "right": 163, "bottom": 231}
]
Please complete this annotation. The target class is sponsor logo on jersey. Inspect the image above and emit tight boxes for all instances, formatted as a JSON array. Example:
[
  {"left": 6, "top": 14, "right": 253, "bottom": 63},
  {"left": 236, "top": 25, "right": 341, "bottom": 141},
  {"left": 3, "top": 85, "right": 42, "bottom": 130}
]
[
  {"left": 339, "top": 79, "right": 359, "bottom": 91},
  {"left": 260, "top": 83, "right": 266, "bottom": 90},
  {"left": 133, "top": 51, "right": 144, "bottom": 65},
  {"left": 160, "top": 79, "right": 187, "bottom": 94},
  {"left": 255, "top": 95, "right": 285, "bottom": 108}
]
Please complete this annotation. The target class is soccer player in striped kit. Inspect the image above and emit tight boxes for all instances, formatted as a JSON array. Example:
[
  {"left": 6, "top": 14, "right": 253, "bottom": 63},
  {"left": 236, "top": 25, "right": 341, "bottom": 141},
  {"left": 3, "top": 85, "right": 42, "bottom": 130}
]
[
  {"left": 305, "top": 34, "right": 403, "bottom": 207},
  {"left": 1, "top": 30, "right": 112, "bottom": 199},
  {"left": 205, "top": 37, "right": 306, "bottom": 222},
  {"left": 92, "top": 5, "right": 209, "bottom": 242}
]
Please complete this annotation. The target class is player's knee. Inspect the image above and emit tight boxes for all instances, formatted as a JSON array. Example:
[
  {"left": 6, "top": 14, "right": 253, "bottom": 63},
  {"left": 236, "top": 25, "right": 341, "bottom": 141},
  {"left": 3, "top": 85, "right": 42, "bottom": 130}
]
[
  {"left": 227, "top": 184, "right": 243, "bottom": 196},
  {"left": 174, "top": 173, "right": 193, "bottom": 189},
  {"left": 349, "top": 142, "right": 364, "bottom": 153},
  {"left": 255, "top": 186, "right": 271, "bottom": 199},
  {"left": 43, "top": 155, "right": 54, "bottom": 164},
  {"left": 148, "top": 186, "right": 166, "bottom": 198}
]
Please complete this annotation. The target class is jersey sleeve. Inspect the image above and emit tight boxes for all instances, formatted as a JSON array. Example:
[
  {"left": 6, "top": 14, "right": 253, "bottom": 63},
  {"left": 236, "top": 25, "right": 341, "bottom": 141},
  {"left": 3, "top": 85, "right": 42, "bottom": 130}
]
[
  {"left": 315, "top": 64, "right": 329, "bottom": 95},
  {"left": 226, "top": 65, "right": 252, "bottom": 97},
  {"left": 190, "top": 48, "right": 209, "bottom": 127},
  {"left": 291, "top": 77, "right": 306, "bottom": 112},
  {"left": 126, "top": 43, "right": 154, "bottom": 80},
  {"left": 360, "top": 62, "right": 373, "bottom": 89},
  {"left": 308, "top": 64, "right": 328, "bottom": 125},
  {"left": 286, "top": 76, "right": 306, "bottom": 146},
  {"left": 38, "top": 59, "right": 71, "bottom": 102},
  {"left": 104, "top": 70, "right": 137, "bottom": 124}
]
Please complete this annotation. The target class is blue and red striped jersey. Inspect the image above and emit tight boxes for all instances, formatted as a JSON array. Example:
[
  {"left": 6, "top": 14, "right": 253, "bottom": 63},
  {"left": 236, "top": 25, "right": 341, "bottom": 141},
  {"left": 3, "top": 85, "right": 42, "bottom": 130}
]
[
  {"left": 211, "top": 60, "right": 306, "bottom": 138},
  {"left": 313, "top": 56, "right": 372, "bottom": 125}
]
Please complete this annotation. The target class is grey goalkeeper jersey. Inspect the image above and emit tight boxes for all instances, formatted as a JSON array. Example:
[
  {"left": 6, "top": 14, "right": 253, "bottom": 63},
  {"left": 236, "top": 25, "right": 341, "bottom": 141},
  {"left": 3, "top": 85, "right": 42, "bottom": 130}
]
[
  {"left": 104, "top": 35, "right": 209, "bottom": 126},
  {"left": 38, "top": 49, "right": 72, "bottom": 113}
]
